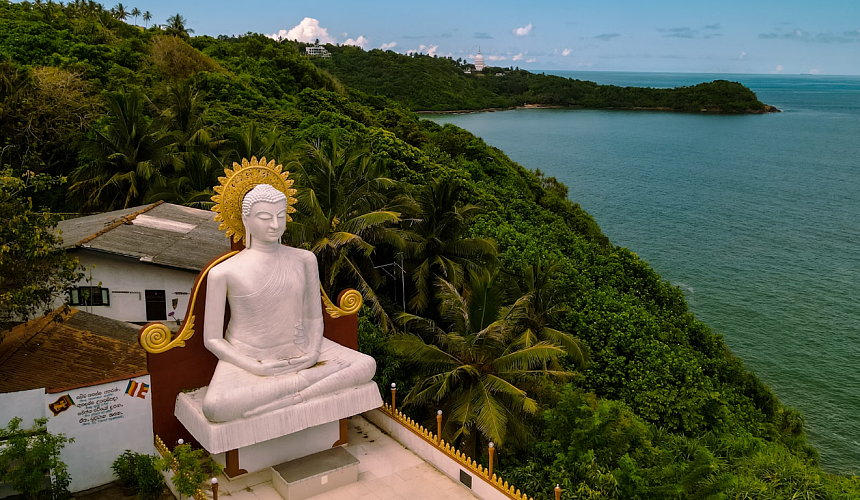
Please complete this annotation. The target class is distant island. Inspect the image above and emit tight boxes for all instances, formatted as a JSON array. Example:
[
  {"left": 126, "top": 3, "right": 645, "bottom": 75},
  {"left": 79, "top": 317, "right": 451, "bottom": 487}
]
[{"left": 309, "top": 45, "right": 779, "bottom": 114}]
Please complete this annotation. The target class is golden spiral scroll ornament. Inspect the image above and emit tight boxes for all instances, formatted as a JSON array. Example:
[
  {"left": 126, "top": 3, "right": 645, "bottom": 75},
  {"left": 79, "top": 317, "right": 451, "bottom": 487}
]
[
  {"left": 211, "top": 157, "right": 298, "bottom": 243},
  {"left": 140, "top": 316, "right": 196, "bottom": 354},
  {"left": 321, "top": 286, "right": 363, "bottom": 318},
  {"left": 139, "top": 251, "right": 239, "bottom": 354}
]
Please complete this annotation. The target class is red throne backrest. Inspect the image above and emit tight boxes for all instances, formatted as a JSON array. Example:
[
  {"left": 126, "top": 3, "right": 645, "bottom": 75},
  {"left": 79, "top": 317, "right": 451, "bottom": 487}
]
[{"left": 139, "top": 249, "right": 360, "bottom": 449}]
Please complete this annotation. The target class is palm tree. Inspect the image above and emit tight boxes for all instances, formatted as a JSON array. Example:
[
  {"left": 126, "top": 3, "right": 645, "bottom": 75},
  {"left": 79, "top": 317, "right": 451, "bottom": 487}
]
[
  {"left": 222, "top": 123, "right": 281, "bottom": 165},
  {"left": 112, "top": 3, "right": 127, "bottom": 21},
  {"left": 165, "top": 13, "right": 193, "bottom": 37},
  {"left": 283, "top": 135, "right": 412, "bottom": 328},
  {"left": 404, "top": 177, "right": 497, "bottom": 313},
  {"left": 69, "top": 90, "right": 174, "bottom": 211},
  {"left": 146, "top": 151, "right": 221, "bottom": 209},
  {"left": 130, "top": 7, "right": 140, "bottom": 25},
  {"left": 142, "top": 10, "right": 151, "bottom": 28},
  {"left": 160, "top": 81, "right": 218, "bottom": 153},
  {"left": 390, "top": 273, "right": 573, "bottom": 451},
  {"left": 504, "top": 261, "right": 589, "bottom": 368}
]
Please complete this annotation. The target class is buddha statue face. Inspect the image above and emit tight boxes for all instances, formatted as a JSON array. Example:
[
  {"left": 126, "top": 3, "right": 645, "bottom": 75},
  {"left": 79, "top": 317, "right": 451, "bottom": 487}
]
[{"left": 240, "top": 184, "right": 288, "bottom": 245}]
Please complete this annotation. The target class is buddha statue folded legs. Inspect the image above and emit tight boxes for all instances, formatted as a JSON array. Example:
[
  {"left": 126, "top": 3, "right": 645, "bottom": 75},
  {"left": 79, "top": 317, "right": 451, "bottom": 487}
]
[{"left": 202, "top": 338, "right": 376, "bottom": 422}]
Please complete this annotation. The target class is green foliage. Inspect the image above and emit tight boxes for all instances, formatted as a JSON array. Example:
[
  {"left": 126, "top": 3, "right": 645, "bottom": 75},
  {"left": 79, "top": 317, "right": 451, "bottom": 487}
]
[
  {"left": 134, "top": 453, "right": 165, "bottom": 500},
  {"left": 0, "top": 417, "right": 73, "bottom": 500},
  {"left": 111, "top": 450, "right": 137, "bottom": 488},
  {"left": 0, "top": 169, "right": 83, "bottom": 325},
  {"left": 390, "top": 273, "right": 575, "bottom": 449},
  {"left": 403, "top": 176, "right": 497, "bottom": 314},
  {"left": 504, "top": 386, "right": 860, "bottom": 499},
  {"left": 111, "top": 450, "right": 163, "bottom": 500},
  {"left": 283, "top": 133, "right": 410, "bottom": 328},
  {"left": 157, "top": 443, "right": 222, "bottom": 500},
  {"left": 69, "top": 89, "right": 174, "bottom": 211}
]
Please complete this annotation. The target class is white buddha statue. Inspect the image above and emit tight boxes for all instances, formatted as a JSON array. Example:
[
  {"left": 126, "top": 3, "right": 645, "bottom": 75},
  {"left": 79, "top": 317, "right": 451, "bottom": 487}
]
[{"left": 201, "top": 184, "right": 376, "bottom": 423}]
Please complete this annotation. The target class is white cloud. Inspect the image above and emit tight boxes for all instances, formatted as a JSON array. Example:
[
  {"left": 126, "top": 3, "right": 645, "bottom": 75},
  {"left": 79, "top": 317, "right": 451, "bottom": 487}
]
[
  {"left": 269, "top": 17, "right": 335, "bottom": 43},
  {"left": 343, "top": 36, "right": 370, "bottom": 48},
  {"left": 343, "top": 32, "right": 348, "bottom": 37},
  {"left": 381, "top": 41, "right": 397, "bottom": 50},
  {"left": 809, "top": 68, "right": 822, "bottom": 74},
  {"left": 407, "top": 44, "right": 439, "bottom": 56},
  {"left": 513, "top": 53, "right": 524, "bottom": 61},
  {"left": 562, "top": 48, "right": 572, "bottom": 56},
  {"left": 526, "top": 58, "right": 536, "bottom": 63},
  {"left": 488, "top": 55, "right": 507, "bottom": 61},
  {"left": 512, "top": 23, "right": 533, "bottom": 37}
]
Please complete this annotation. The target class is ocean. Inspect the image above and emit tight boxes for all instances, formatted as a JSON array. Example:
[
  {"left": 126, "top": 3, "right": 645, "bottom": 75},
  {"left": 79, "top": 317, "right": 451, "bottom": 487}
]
[{"left": 425, "top": 72, "right": 860, "bottom": 475}]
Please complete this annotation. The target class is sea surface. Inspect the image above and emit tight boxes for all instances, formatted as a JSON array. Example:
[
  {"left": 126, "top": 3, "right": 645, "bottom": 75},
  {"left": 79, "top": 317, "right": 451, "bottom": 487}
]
[{"left": 425, "top": 72, "right": 860, "bottom": 475}]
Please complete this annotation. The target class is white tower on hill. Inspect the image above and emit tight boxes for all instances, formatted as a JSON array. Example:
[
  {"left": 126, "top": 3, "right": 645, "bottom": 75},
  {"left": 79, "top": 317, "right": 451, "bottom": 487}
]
[{"left": 474, "top": 48, "right": 486, "bottom": 71}]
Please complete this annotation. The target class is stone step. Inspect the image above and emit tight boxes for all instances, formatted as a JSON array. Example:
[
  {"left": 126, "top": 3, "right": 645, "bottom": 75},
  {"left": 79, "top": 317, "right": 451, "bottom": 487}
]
[{"left": 270, "top": 447, "right": 359, "bottom": 500}]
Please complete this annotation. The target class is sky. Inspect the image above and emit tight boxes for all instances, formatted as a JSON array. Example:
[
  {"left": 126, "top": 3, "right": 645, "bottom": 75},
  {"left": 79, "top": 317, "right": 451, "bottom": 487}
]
[{"left": 136, "top": 0, "right": 860, "bottom": 75}]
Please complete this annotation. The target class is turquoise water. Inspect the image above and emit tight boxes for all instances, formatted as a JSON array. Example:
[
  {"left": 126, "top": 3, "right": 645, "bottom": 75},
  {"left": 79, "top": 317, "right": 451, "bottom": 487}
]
[{"left": 426, "top": 72, "right": 860, "bottom": 475}]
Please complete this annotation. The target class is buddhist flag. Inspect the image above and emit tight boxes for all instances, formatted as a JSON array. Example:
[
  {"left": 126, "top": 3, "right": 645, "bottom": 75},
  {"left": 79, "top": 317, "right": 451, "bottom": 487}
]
[
  {"left": 125, "top": 380, "right": 150, "bottom": 399},
  {"left": 125, "top": 380, "right": 138, "bottom": 396},
  {"left": 48, "top": 395, "right": 74, "bottom": 416}
]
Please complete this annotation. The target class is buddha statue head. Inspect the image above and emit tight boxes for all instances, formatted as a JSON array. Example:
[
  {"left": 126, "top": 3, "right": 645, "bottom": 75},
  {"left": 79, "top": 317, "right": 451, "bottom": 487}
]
[{"left": 241, "top": 184, "right": 288, "bottom": 247}]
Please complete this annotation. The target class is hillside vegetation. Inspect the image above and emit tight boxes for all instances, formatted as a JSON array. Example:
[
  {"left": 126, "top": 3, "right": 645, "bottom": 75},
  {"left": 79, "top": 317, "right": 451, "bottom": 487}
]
[
  {"left": 310, "top": 45, "right": 775, "bottom": 113},
  {"left": 0, "top": 2, "right": 854, "bottom": 499}
]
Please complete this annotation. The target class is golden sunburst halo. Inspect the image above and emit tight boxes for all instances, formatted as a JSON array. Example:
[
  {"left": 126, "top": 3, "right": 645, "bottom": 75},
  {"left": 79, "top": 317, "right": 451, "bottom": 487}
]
[{"left": 211, "top": 156, "right": 298, "bottom": 243}]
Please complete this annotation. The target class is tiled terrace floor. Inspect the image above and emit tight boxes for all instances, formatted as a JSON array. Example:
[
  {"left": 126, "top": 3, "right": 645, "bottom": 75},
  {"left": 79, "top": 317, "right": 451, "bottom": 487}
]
[{"left": 214, "top": 415, "right": 480, "bottom": 500}]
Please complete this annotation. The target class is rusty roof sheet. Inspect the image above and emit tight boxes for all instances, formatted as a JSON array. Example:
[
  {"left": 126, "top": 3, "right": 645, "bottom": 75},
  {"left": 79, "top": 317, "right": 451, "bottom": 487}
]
[
  {"left": 0, "top": 310, "right": 147, "bottom": 393},
  {"left": 56, "top": 203, "right": 231, "bottom": 271}
]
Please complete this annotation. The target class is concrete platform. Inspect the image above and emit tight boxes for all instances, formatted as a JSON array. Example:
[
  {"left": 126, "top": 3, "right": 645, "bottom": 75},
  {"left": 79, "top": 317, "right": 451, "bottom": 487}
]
[{"left": 208, "top": 415, "right": 479, "bottom": 500}]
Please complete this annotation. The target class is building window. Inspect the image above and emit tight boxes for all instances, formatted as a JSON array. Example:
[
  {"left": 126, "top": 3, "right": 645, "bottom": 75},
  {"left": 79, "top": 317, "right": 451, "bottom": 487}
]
[{"left": 70, "top": 287, "right": 110, "bottom": 307}]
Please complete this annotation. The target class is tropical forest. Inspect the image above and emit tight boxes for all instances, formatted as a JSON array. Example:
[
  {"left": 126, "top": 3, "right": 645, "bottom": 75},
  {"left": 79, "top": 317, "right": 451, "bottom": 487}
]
[{"left": 0, "top": 1, "right": 856, "bottom": 499}]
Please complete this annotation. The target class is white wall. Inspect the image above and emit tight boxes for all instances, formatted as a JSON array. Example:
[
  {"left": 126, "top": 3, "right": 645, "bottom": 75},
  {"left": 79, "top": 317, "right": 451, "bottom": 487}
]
[
  {"left": 0, "top": 388, "right": 46, "bottom": 429},
  {"left": 70, "top": 250, "right": 198, "bottom": 323},
  {"left": 46, "top": 375, "right": 155, "bottom": 492},
  {"left": 0, "top": 389, "right": 49, "bottom": 499}
]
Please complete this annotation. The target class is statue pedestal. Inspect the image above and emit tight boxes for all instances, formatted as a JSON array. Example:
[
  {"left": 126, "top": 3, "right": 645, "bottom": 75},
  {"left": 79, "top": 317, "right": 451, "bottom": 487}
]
[{"left": 175, "top": 381, "right": 381, "bottom": 475}]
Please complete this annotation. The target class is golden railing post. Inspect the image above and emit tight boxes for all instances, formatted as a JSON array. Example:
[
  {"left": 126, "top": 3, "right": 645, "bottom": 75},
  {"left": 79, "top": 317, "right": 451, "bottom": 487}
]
[
  {"left": 211, "top": 478, "right": 218, "bottom": 500},
  {"left": 436, "top": 410, "right": 443, "bottom": 444},
  {"left": 391, "top": 383, "right": 397, "bottom": 413},
  {"left": 555, "top": 484, "right": 561, "bottom": 500},
  {"left": 488, "top": 442, "right": 495, "bottom": 478}
]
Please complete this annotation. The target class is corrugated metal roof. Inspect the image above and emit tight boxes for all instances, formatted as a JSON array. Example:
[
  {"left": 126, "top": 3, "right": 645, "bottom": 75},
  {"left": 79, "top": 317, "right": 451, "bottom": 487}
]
[
  {"left": 0, "top": 310, "right": 147, "bottom": 393},
  {"left": 56, "top": 203, "right": 231, "bottom": 271}
]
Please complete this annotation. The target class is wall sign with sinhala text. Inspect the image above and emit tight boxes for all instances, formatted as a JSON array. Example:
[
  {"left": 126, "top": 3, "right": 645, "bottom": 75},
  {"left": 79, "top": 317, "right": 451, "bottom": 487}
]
[{"left": 55, "top": 379, "right": 149, "bottom": 426}]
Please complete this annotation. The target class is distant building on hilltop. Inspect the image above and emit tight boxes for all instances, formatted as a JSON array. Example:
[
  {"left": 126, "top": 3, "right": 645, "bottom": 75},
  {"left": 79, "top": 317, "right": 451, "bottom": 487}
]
[
  {"left": 305, "top": 44, "right": 331, "bottom": 58},
  {"left": 474, "top": 49, "right": 485, "bottom": 71}
]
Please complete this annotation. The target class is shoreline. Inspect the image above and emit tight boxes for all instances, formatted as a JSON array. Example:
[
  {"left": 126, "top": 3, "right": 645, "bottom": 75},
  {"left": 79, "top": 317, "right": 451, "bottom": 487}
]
[{"left": 416, "top": 103, "right": 781, "bottom": 115}]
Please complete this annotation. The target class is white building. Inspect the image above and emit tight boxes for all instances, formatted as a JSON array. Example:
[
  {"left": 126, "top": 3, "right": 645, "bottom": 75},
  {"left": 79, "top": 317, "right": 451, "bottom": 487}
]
[
  {"left": 55, "top": 202, "right": 231, "bottom": 324},
  {"left": 305, "top": 44, "right": 331, "bottom": 58},
  {"left": 474, "top": 49, "right": 486, "bottom": 71}
]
